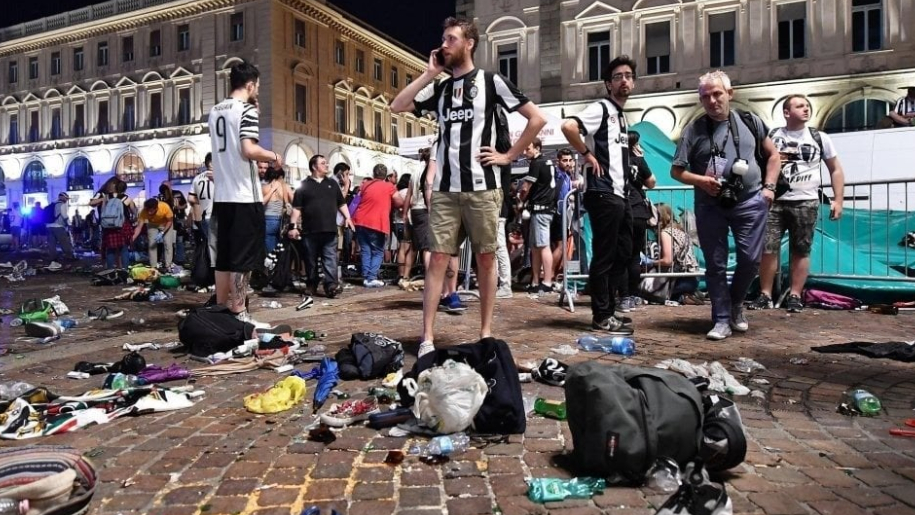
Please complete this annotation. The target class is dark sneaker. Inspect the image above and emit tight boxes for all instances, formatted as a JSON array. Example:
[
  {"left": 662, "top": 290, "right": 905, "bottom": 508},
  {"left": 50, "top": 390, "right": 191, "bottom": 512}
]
[
  {"left": 324, "top": 284, "right": 342, "bottom": 299},
  {"left": 443, "top": 292, "right": 467, "bottom": 313},
  {"left": 655, "top": 461, "right": 733, "bottom": 515},
  {"left": 618, "top": 296, "right": 635, "bottom": 313},
  {"left": 746, "top": 293, "right": 772, "bottom": 310},
  {"left": 539, "top": 283, "right": 556, "bottom": 295},
  {"left": 784, "top": 294, "right": 804, "bottom": 313},
  {"left": 25, "top": 321, "right": 62, "bottom": 338},
  {"left": 526, "top": 284, "right": 541, "bottom": 296},
  {"left": 531, "top": 358, "right": 569, "bottom": 387},
  {"left": 591, "top": 316, "right": 634, "bottom": 335},
  {"left": 88, "top": 306, "right": 124, "bottom": 321}
]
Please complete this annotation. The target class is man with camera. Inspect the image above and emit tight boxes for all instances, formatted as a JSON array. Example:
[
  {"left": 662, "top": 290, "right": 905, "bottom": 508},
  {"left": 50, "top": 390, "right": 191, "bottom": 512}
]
[{"left": 671, "top": 71, "right": 781, "bottom": 340}]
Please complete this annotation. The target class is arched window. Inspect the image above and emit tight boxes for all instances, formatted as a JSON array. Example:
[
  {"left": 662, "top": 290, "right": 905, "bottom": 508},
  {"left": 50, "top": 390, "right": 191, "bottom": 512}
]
[
  {"left": 66, "top": 157, "right": 94, "bottom": 191},
  {"left": 285, "top": 143, "right": 310, "bottom": 183},
  {"left": 23, "top": 160, "right": 48, "bottom": 193},
  {"left": 168, "top": 147, "right": 201, "bottom": 180},
  {"left": 824, "top": 98, "right": 891, "bottom": 133},
  {"left": 115, "top": 152, "right": 145, "bottom": 185}
]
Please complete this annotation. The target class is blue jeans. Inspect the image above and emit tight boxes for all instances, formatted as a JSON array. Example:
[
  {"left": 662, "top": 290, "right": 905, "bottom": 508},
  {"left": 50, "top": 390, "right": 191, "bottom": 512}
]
[
  {"left": 265, "top": 215, "right": 282, "bottom": 253},
  {"left": 695, "top": 193, "right": 769, "bottom": 324},
  {"left": 303, "top": 232, "right": 339, "bottom": 290},
  {"left": 105, "top": 245, "right": 129, "bottom": 269},
  {"left": 356, "top": 226, "right": 385, "bottom": 281}
]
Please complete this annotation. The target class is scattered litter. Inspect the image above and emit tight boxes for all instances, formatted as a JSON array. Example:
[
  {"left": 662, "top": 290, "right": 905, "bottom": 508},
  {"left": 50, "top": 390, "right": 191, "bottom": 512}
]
[
  {"left": 750, "top": 378, "right": 770, "bottom": 385},
  {"left": 763, "top": 446, "right": 782, "bottom": 453},
  {"left": 255, "top": 484, "right": 278, "bottom": 491},
  {"left": 169, "top": 473, "right": 180, "bottom": 483},
  {"left": 789, "top": 358, "right": 809, "bottom": 365},
  {"left": 733, "top": 357, "right": 766, "bottom": 373},
  {"left": 750, "top": 390, "right": 765, "bottom": 400},
  {"left": 656, "top": 359, "right": 750, "bottom": 395},
  {"left": 549, "top": 344, "right": 579, "bottom": 356},
  {"left": 121, "top": 478, "right": 136, "bottom": 488}
]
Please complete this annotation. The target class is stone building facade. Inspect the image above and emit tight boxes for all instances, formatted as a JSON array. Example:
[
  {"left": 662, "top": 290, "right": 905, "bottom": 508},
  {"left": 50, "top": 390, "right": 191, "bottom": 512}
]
[
  {"left": 458, "top": 0, "right": 915, "bottom": 139},
  {"left": 0, "top": 0, "right": 434, "bottom": 214}
]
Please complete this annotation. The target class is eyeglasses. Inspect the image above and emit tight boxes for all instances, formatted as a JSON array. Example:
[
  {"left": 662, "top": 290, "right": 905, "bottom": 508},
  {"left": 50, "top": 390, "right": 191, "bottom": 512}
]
[{"left": 611, "top": 72, "right": 636, "bottom": 82}]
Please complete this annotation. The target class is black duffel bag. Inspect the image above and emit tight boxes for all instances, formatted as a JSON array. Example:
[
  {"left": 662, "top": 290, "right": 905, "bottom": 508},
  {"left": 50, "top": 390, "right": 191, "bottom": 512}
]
[{"left": 178, "top": 305, "right": 254, "bottom": 356}]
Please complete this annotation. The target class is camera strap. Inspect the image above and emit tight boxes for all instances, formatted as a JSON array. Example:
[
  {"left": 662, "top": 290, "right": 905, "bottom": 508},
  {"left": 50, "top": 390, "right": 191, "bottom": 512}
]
[{"left": 705, "top": 113, "right": 741, "bottom": 161}]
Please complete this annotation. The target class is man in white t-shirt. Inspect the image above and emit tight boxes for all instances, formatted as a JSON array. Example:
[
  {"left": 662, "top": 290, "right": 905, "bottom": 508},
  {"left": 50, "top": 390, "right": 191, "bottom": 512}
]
[
  {"left": 207, "top": 62, "right": 284, "bottom": 322},
  {"left": 188, "top": 152, "right": 216, "bottom": 264},
  {"left": 750, "top": 94, "right": 845, "bottom": 313}
]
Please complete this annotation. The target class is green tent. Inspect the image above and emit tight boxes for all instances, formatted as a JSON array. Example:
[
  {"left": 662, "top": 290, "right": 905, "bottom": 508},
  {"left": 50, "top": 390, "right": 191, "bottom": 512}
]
[{"left": 631, "top": 121, "right": 915, "bottom": 303}]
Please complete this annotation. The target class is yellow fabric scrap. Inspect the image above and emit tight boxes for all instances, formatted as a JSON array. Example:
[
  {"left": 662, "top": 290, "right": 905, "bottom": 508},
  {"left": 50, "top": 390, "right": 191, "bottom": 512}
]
[{"left": 243, "top": 376, "right": 307, "bottom": 414}]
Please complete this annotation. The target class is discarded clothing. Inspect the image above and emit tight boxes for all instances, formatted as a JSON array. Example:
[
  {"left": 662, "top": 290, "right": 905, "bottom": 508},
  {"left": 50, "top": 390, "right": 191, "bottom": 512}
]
[
  {"left": 137, "top": 364, "right": 190, "bottom": 384},
  {"left": 655, "top": 359, "right": 750, "bottom": 396},
  {"left": 243, "top": 376, "right": 307, "bottom": 414},
  {"left": 812, "top": 341, "right": 915, "bottom": 362}
]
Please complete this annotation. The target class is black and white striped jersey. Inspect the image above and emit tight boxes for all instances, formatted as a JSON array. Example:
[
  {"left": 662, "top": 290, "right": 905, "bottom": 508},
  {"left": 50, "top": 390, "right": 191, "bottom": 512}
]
[
  {"left": 568, "top": 98, "right": 629, "bottom": 199},
  {"left": 208, "top": 98, "right": 261, "bottom": 203},
  {"left": 414, "top": 69, "right": 529, "bottom": 193}
]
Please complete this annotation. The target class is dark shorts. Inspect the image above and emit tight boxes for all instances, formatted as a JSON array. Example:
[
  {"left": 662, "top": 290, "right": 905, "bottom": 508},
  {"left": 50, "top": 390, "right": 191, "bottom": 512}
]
[
  {"left": 410, "top": 209, "right": 431, "bottom": 251},
  {"left": 764, "top": 199, "right": 819, "bottom": 256},
  {"left": 550, "top": 212, "right": 563, "bottom": 244},
  {"left": 213, "top": 202, "right": 266, "bottom": 272}
]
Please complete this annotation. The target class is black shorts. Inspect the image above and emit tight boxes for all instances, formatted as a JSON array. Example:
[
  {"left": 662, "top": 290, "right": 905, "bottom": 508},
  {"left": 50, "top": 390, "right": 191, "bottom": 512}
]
[
  {"left": 549, "top": 212, "right": 563, "bottom": 244},
  {"left": 410, "top": 209, "right": 431, "bottom": 251},
  {"left": 213, "top": 202, "right": 266, "bottom": 273}
]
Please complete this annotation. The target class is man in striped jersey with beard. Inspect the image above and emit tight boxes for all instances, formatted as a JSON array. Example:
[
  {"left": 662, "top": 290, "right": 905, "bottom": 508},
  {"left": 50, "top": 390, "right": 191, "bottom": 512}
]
[{"left": 392, "top": 16, "right": 546, "bottom": 357}]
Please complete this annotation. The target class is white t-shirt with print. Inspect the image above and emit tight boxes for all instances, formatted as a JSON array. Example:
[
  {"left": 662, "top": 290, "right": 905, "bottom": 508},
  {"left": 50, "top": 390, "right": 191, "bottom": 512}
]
[
  {"left": 207, "top": 98, "right": 262, "bottom": 203},
  {"left": 769, "top": 127, "right": 837, "bottom": 202}
]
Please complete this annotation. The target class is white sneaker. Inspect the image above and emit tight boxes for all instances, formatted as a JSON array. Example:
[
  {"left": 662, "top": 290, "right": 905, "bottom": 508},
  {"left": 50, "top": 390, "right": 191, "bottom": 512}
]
[
  {"left": 235, "top": 310, "right": 270, "bottom": 329},
  {"left": 363, "top": 279, "right": 385, "bottom": 288},
  {"left": 707, "top": 322, "right": 732, "bottom": 341},
  {"left": 496, "top": 286, "right": 514, "bottom": 299},
  {"left": 730, "top": 306, "right": 749, "bottom": 332},
  {"left": 47, "top": 261, "right": 63, "bottom": 271},
  {"left": 418, "top": 340, "right": 435, "bottom": 358}
]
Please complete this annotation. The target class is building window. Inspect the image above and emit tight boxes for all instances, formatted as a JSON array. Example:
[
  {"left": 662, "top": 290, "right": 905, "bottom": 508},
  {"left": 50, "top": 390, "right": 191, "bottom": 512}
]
[
  {"left": 74, "top": 48, "right": 84, "bottom": 71},
  {"left": 335, "top": 98, "right": 346, "bottom": 133},
  {"left": 391, "top": 66, "right": 399, "bottom": 88},
  {"left": 123, "top": 97, "right": 136, "bottom": 132},
  {"left": 29, "top": 57, "right": 38, "bottom": 80},
  {"left": 122, "top": 36, "right": 134, "bottom": 62},
  {"left": 8, "top": 61, "right": 17, "bottom": 84},
  {"left": 97, "top": 41, "right": 109, "bottom": 67},
  {"left": 29, "top": 111, "right": 39, "bottom": 142},
  {"left": 335, "top": 40, "right": 345, "bottom": 65},
  {"left": 588, "top": 31, "right": 611, "bottom": 82},
  {"left": 709, "top": 12, "right": 736, "bottom": 67},
  {"left": 390, "top": 118, "right": 398, "bottom": 146},
  {"left": 295, "top": 84, "right": 307, "bottom": 123},
  {"left": 116, "top": 152, "right": 145, "bottom": 184},
  {"left": 168, "top": 147, "right": 200, "bottom": 180},
  {"left": 178, "top": 88, "right": 191, "bottom": 125},
  {"left": 295, "top": 19, "right": 306, "bottom": 48},
  {"left": 356, "top": 50, "right": 365, "bottom": 73},
  {"left": 852, "top": 0, "right": 882, "bottom": 52},
  {"left": 373, "top": 58, "right": 382, "bottom": 81},
  {"left": 230, "top": 12, "right": 244, "bottom": 42},
  {"left": 97, "top": 100, "right": 109, "bottom": 134},
  {"left": 374, "top": 113, "right": 383, "bottom": 143},
  {"left": 406, "top": 122, "right": 413, "bottom": 139},
  {"left": 8, "top": 114, "right": 18, "bottom": 145},
  {"left": 777, "top": 3, "right": 806, "bottom": 60},
  {"left": 23, "top": 161, "right": 48, "bottom": 193},
  {"left": 66, "top": 157, "right": 94, "bottom": 191},
  {"left": 150, "top": 30, "right": 162, "bottom": 57},
  {"left": 178, "top": 24, "right": 190, "bottom": 51},
  {"left": 51, "top": 52, "right": 61, "bottom": 76},
  {"left": 73, "top": 104, "right": 85, "bottom": 137},
  {"left": 406, "top": 73, "right": 413, "bottom": 84},
  {"left": 498, "top": 44, "right": 518, "bottom": 85},
  {"left": 149, "top": 92, "right": 162, "bottom": 128},
  {"left": 50, "top": 108, "right": 61, "bottom": 139},
  {"left": 824, "top": 98, "right": 889, "bottom": 133},
  {"left": 645, "top": 21, "right": 671, "bottom": 75},
  {"left": 356, "top": 105, "right": 366, "bottom": 138}
]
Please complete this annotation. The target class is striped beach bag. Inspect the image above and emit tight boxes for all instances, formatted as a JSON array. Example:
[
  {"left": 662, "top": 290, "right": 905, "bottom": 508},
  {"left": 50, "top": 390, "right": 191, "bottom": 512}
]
[{"left": 0, "top": 446, "right": 97, "bottom": 514}]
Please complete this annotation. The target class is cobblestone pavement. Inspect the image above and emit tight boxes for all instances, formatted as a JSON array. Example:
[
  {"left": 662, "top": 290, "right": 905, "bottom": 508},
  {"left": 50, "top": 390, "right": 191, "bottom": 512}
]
[{"left": 2, "top": 263, "right": 915, "bottom": 515}]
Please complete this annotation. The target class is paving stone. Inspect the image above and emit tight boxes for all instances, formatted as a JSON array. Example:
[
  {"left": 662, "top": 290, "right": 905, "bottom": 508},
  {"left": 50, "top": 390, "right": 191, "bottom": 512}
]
[
  {"left": 444, "top": 476, "right": 489, "bottom": 497},
  {"left": 446, "top": 497, "right": 496, "bottom": 515},
  {"left": 442, "top": 460, "right": 483, "bottom": 478},
  {"left": 303, "top": 479, "right": 347, "bottom": 500},
  {"left": 216, "top": 479, "right": 260, "bottom": 497},
  {"left": 311, "top": 451, "right": 358, "bottom": 479},
  {"left": 224, "top": 461, "right": 271, "bottom": 478},
  {"left": 748, "top": 492, "right": 808, "bottom": 515},
  {"left": 263, "top": 467, "right": 308, "bottom": 485},
  {"left": 203, "top": 495, "right": 251, "bottom": 514},
  {"left": 100, "top": 493, "right": 155, "bottom": 511},
  {"left": 352, "top": 481, "right": 395, "bottom": 500},
  {"left": 592, "top": 488, "right": 649, "bottom": 508},
  {"left": 488, "top": 457, "right": 524, "bottom": 475},
  {"left": 494, "top": 496, "right": 549, "bottom": 515},
  {"left": 834, "top": 487, "right": 898, "bottom": 508},
  {"left": 400, "top": 486, "right": 442, "bottom": 508},
  {"left": 349, "top": 501, "right": 398, "bottom": 515},
  {"left": 489, "top": 474, "right": 529, "bottom": 497},
  {"left": 809, "top": 500, "right": 873, "bottom": 515},
  {"left": 883, "top": 484, "right": 915, "bottom": 506},
  {"left": 355, "top": 465, "right": 396, "bottom": 482},
  {"left": 801, "top": 468, "right": 865, "bottom": 488},
  {"left": 162, "top": 485, "right": 212, "bottom": 505},
  {"left": 257, "top": 487, "right": 299, "bottom": 506},
  {"left": 401, "top": 467, "right": 441, "bottom": 486}
]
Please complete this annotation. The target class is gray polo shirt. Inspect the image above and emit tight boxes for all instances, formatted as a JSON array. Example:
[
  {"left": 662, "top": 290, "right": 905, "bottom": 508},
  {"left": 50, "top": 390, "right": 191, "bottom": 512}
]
[{"left": 673, "top": 112, "right": 765, "bottom": 206}]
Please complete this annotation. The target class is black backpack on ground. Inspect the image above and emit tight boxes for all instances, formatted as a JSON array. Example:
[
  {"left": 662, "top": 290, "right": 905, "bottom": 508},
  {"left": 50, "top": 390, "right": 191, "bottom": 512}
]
[
  {"left": 336, "top": 333, "right": 404, "bottom": 380},
  {"left": 91, "top": 268, "right": 129, "bottom": 286},
  {"left": 177, "top": 305, "right": 254, "bottom": 356},
  {"left": 267, "top": 239, "right": 294, "bottom": 292},
  {"left": 399, "top": 337, "right": 526, "bottom": 435},
  {"left": 700, "top": 394, "right": 747, "bottom": 472},
  {"left": 564, "top": 362, "right": 704, "bottom": 484}
]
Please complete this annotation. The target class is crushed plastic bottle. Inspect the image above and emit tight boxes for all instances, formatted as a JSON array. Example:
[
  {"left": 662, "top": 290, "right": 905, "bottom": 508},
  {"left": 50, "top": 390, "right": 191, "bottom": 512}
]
[
  {"left": 576, "top": 335, "right": 635, "bottom": 356},
  {"left": 549, "top": 344, "right": 579, "bottom": 356},
  {"left": 527, "top": 477, "right": 606, "bottom": 503},
  {"left": 0, "top": 382, "right": 36, "bottom": 400},
  {"left": 733, "top": 357, "right": 766, "bottom": 373},
  {"left": 533, "top": 398, "right": 567, "bottom": 420},
  {"left": 57, "top": 318, "right": 78, "bottom": 329},
  {"left": 647, "top": 458, "right": 681, "bottom": 492},
  {"left": 410, "top": 433, "right": 470, "bottom": 457},
  {"left": 261, "top": 301, "right": 283, "bottom": 309}
]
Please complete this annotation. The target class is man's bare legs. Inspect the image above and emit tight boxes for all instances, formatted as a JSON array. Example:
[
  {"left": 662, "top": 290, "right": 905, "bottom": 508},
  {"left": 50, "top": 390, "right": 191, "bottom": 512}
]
[
  {"left": 216, "top": 270, "right": 250, "bottom": 314},
  {"left": 421, "top": 251, "right": 451, "bottom": 344},
  {"left": 757, "top": 253, "right": 778, "bottom": 300},
  {"left": 476, "top": 251, "right": 497, "bottom": 338}
]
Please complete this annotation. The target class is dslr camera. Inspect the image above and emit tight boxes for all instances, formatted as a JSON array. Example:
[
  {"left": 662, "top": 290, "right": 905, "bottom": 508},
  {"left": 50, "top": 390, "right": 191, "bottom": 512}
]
[{"left": 718, "top": 159, "right": 749, "bottom": 209}]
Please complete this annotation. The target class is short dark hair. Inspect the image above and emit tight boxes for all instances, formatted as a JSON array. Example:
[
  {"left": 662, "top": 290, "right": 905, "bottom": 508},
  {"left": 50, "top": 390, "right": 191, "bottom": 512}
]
[
  {"left": 782, "top": 94, "right": 810, "bottom": 113},
  {"left": 531, "top": 138, "right": 542, "bottom": 152},
  {"left": 264, "top": 167, "right": 284, "bottom": 182},
  {"left": 418, "top": 147, "right": 432, "bottom": 163},
  {"left": 144, "top": 198, "right": 159, "bottom": 210},
  {"left": 309, "top": 154, "right": 325, "bottom": 172},
  {"left": 443, "top": 17, "right": 479, "bottom": 56},
  {"left": 603, "top": 55, "right": 637, "bottom": 82},
  {"left": 396, "top": 173, "right": 411, "bottom": 191},
  {"left": 628, "top": 131, "right": 641, "bottom": 146},
  {"left": 204, "top": 152, "right": 212, "bottom": 166},
  {"left": 372, "top": 164, "right": 388, "bottom": 179},
  {"left": 333, "top": 162, "right": 350, "bottom": 175},
  {"left": 557, "top": 148, "right": 574, "bottom": 159},
  {"left": 115, "top": 181, "right": 127, "bottom": 194},
  {"left": 229, "top": 61, "right": 260, "bottom": 91}
]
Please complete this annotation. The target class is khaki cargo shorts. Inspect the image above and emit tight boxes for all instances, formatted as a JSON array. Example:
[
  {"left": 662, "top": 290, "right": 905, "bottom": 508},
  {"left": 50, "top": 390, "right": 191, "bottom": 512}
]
[{"left": 429, "top": 189, "right": 503, "bottom": 255}]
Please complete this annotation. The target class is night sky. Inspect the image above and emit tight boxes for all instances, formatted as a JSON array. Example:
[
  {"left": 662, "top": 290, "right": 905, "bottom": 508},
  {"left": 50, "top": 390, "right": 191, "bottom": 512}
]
[{"left": 3, "top": 0, "right": 454, "bottom": 54}]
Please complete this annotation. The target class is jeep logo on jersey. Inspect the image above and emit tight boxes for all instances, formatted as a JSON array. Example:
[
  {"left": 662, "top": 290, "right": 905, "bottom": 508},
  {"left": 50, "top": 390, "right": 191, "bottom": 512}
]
[{"left": 443, "top": 108, "right": 474, "bottom": 122}]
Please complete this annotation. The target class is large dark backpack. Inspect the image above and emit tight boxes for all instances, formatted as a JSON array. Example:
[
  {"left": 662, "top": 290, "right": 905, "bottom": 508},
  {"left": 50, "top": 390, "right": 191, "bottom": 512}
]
[
  {"left": 43, "top": 203, "right": 58, "bottom": 225},
  {"left": 399, "top": 337, "right": 526, "bottom": 435},
  {"left": 336, "top": 332, "right": 405, "bottom": 380},
  {"left": 564, "top": 362, "right": 704, "bottom": 483},
  {"left": 268, "top": 239, "right": 294, "bottom": 292},
  {"left": 190, "top": 230, "right": 214, "bottom": 288},
  {"left": 177, "top": 305, "right": 254, "bottom": 356}
]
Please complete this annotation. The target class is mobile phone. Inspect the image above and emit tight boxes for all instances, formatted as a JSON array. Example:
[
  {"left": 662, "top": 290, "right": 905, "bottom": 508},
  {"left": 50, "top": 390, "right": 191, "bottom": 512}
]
[{"left": 435, "top": 48, "right": 445, "bottom": 67}]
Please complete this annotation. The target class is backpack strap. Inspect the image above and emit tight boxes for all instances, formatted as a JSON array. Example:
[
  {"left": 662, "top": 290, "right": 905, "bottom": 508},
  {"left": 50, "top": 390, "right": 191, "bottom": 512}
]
[{"left": 808, "top": 127, "right": 824, "bottom": 156}]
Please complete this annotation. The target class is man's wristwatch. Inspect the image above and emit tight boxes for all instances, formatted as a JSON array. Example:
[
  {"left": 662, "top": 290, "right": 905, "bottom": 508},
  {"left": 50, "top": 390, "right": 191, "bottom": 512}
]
[
  {"left": 581, "top": 147, "right": 591, "bottom": 156},
  {"left": 764, "top": 183, "right": 777, "bottom": 192}
]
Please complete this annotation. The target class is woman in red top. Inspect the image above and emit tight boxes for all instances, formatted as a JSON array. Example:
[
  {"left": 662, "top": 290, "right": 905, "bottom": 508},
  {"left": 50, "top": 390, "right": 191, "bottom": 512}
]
[{"left": 353, "top": 164, "right": 404, "bottom": 287}]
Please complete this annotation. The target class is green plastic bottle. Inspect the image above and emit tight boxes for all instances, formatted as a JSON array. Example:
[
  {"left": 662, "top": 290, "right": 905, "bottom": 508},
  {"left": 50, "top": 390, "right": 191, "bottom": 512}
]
[
  {"left": 847, "top": 389, "right": 881, "bottom": 416},
  {"left": 533, "top": 398, "right": 567, "bottom": 420},
  {"left": 294, "top": 329, "right": 316, "bottom": 340}
]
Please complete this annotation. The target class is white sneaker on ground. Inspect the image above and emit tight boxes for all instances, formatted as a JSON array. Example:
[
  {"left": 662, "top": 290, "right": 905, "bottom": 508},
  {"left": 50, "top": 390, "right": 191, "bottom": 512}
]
[
  {"left": 235, "top": 310, "right": 270, "bottom": 329},
  {"left": 418, "top": 340, "right": 435, "bottom": 358},
  {"left": 706, "top": 322, "right": 732, "bottom": 341},
  {"left": 46, "top": 261, "right": 63, "bottom": 271},
  {"left": 730, "top": 306, "right": 749, "bottom": 332}
]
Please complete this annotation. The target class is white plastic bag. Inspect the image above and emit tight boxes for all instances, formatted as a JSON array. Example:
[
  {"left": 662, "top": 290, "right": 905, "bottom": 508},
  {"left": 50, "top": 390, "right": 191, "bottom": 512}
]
[{"left": 408, "top": 359, "right": 488, "bottom": 434}]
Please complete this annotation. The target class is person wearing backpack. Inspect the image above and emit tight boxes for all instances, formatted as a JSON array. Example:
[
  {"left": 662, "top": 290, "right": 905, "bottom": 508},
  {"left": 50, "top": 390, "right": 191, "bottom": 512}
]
[
  {"left": 670, "top": 70, "right": 781, "bottom": 340},
  {"left": 45, "top": 192, "right": 76, "bottom": 263},
  {"left": 749, "top": 94, "right": 846, "bottom": 313},
  {"left": 91, "top": 178, "right": 134, "bottom": 269}
]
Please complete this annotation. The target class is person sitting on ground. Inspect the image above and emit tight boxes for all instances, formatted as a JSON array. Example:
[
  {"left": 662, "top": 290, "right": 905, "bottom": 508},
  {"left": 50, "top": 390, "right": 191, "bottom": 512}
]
[{"left": 644, "top": 204, "right": 701, "bottom": 304}]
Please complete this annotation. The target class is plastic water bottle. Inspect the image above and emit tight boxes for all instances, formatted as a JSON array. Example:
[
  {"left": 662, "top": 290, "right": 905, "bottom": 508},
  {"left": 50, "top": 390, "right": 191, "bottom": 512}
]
[
  {"left": 414, "top": 433, "right": 470, "bottom": 456},
  {"left": 261, "top": 301, "right": 282, "bottom": 309},
  {"left": 58, "top": 318, "right": 78, "bottom": 329},
  {"left": 8, "top": 318, "right": 23, "bottom": 327},
  {"left": 0, "top": 382, "right": 36, "bottom": 401},
  {"left": 847, "top": 389, "right": 882, "bottom": 416},
  {"left": 576, "top": 335, "right": 635, "bottom": 356},
  {"left": 0, "top": 498, "right": 29, "bottom": 515}
]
